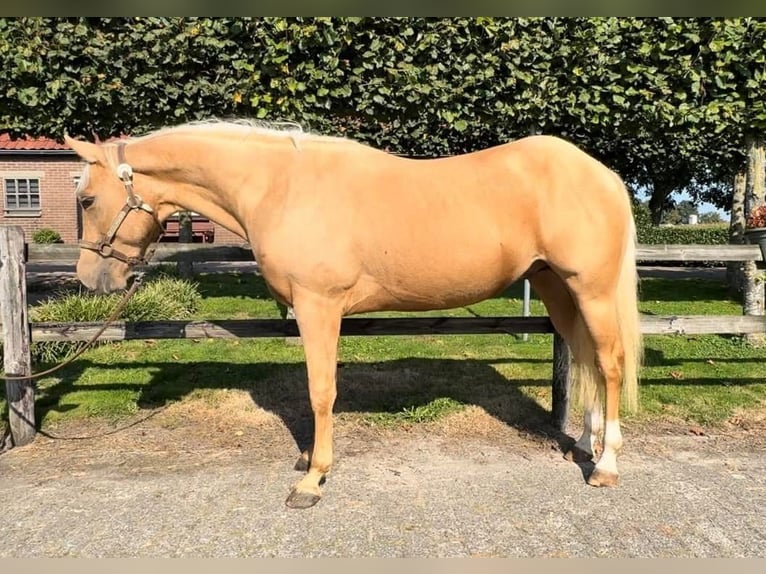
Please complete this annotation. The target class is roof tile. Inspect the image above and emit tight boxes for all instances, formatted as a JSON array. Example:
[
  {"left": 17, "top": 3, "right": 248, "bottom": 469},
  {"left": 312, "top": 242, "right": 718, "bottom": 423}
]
[{"left": 0, "top": 133, "right": 70, "bottom": 151}]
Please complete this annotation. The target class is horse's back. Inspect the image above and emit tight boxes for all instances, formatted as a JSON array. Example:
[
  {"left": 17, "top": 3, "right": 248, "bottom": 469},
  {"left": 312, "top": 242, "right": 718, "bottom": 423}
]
[
  {"left": 353, "top": 134, "right": 630, "bottom": 273},
  {"left": 265, "top": 134, "right": 632, "bottom": 313}
]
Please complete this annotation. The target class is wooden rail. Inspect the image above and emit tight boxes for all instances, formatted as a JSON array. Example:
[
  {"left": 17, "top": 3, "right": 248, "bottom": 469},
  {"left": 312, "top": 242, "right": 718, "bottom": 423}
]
[
  {"left": 4, "top": 314, "right": 765, "bottom": 343},
  {"left": 636, "top": 244, "right": 762, "bottom": 262},
  {"left": 24, "top": 242, "right": 765, "bottom": 264},
  {"left": 3, "top": 229, "right": 765, "bottom": 449},
  {"left": 5, "top": 317, "right": 555, "bottom": 341},
  {"left": 26, "top": 243, "right": 255, "bottom": 263}
]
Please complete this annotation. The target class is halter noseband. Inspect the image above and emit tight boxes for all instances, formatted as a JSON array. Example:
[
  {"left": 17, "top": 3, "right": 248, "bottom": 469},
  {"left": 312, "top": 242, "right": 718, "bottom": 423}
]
[{"left": 79, "top": 142, "right": 163, "bottom": 266}]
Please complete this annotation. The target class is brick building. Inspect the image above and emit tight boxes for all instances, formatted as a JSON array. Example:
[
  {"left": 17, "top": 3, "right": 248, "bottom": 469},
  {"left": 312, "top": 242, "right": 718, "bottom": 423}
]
[
  {"left": 1, "top": 134, "right": 242, "bottom": 244},
  {"left": 0, "top": 133, "right": 83, "bottom": 243}
]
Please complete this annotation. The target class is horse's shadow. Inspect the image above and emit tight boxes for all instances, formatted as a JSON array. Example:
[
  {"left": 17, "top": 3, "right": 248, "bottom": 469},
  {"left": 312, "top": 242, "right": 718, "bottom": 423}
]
[
  {"left": 30, "top": 354, "right": 577, "bottom": 459},
  {"left": 245, "top": 357, "right": 573, "bottom": 453}
]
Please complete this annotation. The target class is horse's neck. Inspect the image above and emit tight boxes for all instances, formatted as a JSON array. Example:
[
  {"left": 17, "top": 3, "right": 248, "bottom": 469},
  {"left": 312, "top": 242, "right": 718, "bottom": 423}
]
[{"left": 132, "top": 134, "right": 292, "bottom": 238}]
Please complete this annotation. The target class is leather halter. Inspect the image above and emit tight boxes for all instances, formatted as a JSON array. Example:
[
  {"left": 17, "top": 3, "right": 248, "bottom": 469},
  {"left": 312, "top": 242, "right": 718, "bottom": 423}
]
[{"left": 79, "top": 142, "right": 163, "bottom": 266}]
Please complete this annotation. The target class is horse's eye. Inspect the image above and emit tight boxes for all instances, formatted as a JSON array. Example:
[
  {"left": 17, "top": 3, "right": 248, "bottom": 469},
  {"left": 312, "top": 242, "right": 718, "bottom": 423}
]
[{"left": 79, "top": 196, "right": 95, "bottom": 209}]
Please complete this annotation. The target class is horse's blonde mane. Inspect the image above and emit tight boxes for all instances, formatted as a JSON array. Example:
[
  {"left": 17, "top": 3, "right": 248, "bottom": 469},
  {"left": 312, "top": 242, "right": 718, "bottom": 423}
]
[{"left": 134, "top": 119, "right": 349, "bottom": 148}]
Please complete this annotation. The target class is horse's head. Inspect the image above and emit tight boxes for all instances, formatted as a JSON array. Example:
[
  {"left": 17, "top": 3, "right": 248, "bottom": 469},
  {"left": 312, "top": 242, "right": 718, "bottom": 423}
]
[{"left": 65, "top": 135, "right": 163, "bottom": 294}]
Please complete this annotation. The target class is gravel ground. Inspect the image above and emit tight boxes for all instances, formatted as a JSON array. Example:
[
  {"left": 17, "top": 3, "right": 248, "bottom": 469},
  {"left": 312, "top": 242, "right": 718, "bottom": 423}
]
[{"left": 0, "top": 409, "right": 764, "bottom": 558}]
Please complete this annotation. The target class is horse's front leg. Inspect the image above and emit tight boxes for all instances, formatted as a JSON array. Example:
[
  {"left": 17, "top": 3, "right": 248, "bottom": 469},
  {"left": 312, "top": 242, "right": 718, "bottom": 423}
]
[{"left": 285, "top": 292, "right": 343, "bottom": 509}]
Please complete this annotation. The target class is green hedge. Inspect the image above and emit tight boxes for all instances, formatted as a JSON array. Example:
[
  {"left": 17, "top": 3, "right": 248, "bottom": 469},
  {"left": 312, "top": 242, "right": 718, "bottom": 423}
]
[
  {"left": 633, "top": 200, "right": 729, "bottom": 245},
  {"left": 637, "top": 223, "right": 729, "bottom": 245},
  {"left": 1, "top": 17, "right": 764, "bottom": 194}
]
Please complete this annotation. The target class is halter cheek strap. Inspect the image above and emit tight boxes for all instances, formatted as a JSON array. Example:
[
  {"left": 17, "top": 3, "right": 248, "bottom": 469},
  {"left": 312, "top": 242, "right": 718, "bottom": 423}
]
[{"left": 79, "top": 142, "right": 163, "bottom": 266}]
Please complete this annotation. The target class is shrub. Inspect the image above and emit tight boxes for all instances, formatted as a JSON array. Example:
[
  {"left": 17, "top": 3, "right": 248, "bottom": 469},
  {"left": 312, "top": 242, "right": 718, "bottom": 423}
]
[
  {"left": 32, "top": 228, "right": 62, "bottom": 244},
  {"left": 636, "top": 223, "right": 729, "bottom": 245},
  {"left": 29, "top": 274, "right": 200, "bottom": 364}
]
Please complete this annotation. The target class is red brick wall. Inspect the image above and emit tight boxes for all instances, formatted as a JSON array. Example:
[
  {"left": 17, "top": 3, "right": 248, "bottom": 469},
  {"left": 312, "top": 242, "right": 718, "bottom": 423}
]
[
  {"left": 0, "top": 154, "right": 84, "bottom": 244},
  {"left": 213, "top": 225, "right": 248, "bottom": 245}
]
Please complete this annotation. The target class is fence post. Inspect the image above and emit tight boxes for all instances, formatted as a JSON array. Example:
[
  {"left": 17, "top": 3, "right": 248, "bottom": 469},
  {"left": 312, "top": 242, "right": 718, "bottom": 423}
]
[
  {"left": 177, "top": 210, "right": 193, "bottom": 279},
  {"left": 522, "top": 278, "right": 531, "bottom": 341},
  {"left": 276, "top": 302, "right": 302, "bottom": 345},
  {"left": 551, "top": 331, "right": 570, "bottom": 431},
  {"left": 0, "top": 226, "right": 35, "bottom": 446}
]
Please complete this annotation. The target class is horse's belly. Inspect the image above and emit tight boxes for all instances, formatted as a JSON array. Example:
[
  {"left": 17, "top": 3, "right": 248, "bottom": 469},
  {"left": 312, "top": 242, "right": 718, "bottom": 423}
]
[{"left": 347, "top": 255, "right": 519, "bottom": 314}]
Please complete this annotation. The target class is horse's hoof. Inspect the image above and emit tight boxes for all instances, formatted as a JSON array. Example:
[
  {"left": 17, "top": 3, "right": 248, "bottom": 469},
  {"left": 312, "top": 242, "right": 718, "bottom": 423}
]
[
  {"left": 564, "top": 445, "right": 593, "bottom": 463},
  {"left": 587, "top": 468, "right": 619, "bottom": 487},
  {"left": 294, "top": 455, "right": 310, "bottom": 472},
  {"left": 285, "top": 488, "right": 321, "bottom": 509}
]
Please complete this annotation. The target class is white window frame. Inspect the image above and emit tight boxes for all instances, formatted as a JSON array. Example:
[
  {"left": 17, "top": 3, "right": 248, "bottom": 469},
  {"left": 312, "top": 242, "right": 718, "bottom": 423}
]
[{"left": 3, "top": 171, "right": 44, "bottom": 217}]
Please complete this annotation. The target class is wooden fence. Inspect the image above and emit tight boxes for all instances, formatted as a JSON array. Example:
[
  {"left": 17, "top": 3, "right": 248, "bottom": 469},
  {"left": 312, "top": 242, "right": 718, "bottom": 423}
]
[{"left": 2, "top": 226, "right": 765, "bottom": 448}]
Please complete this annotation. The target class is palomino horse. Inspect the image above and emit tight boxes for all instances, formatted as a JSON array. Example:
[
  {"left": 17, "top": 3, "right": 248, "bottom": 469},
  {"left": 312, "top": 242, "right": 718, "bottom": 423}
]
[{"left": 65, "top": 120, "right": 642, "bottom": 509}]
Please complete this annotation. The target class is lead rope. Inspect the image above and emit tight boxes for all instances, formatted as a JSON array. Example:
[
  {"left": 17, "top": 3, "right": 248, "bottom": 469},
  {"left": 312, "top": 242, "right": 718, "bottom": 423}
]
[
  {"left": 0, "top": 275, "right": 144, "bottom": 382},
  {"left": 0, "top": 274, "right": 148, "bottom": 452}
]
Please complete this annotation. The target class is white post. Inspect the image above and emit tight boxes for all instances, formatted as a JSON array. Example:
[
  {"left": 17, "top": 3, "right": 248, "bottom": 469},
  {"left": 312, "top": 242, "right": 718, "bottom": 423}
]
[{"left": 522, "top": 278, "right": 531, "bottom": 341}]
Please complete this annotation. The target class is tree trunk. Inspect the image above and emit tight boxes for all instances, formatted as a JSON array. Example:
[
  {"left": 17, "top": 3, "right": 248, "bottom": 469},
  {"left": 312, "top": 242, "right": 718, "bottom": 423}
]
[
  {"left": 648, "top": 182, "right": 671, "bottom": 225},
  {"left": 745, "top": 135, "right": 765, "bottom": 215},
  {"left": 743, "top": 135, "right": 765, "bottom": 345},
  {"left": 727, "top": 169, "right": 747, "bottom": 296}
]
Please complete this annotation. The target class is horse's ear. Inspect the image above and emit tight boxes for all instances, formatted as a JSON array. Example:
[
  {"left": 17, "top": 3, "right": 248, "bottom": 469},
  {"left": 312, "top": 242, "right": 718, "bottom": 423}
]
[{"left": 64, "top": 134, "right": 104, "bottom": 164}]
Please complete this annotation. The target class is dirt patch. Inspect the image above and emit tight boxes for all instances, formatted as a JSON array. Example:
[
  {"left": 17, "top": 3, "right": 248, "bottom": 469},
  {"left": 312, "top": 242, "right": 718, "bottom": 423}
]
[{"left": 6, "top": 390, "right": 764, "bottom": 480}]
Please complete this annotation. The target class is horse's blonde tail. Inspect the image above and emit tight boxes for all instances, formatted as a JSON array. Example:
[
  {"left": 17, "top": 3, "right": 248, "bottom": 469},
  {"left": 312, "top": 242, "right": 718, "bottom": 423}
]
[
  {"left": 569, "top": 320, "right": 601, "bottom": 414},
  {"left": 615, "top": 216, "right": 642, "bottom": 412},
  {"left": 569, "top": 204, "right": 642, "bottom": 413}
]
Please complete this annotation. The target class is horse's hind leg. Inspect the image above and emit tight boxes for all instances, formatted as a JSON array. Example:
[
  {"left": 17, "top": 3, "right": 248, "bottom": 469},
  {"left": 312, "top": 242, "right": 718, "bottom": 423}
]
[
  {"left": 284, "top": 291, "right": 343, "bottom": 509},
  {"left": 294, "top": 450, "right": 311, "bottom": 472},
  {"left": 530, "top": 269, "right": 602, "bottom": 462},
  {"left": 529, "top": 269, "right": 577, "bottom": 343},
  {"left": 565, "top": 397, "right": 603, "bottom": 463},
  {"left": 573, "top": 296, "right": 625, "bottom": 487}
]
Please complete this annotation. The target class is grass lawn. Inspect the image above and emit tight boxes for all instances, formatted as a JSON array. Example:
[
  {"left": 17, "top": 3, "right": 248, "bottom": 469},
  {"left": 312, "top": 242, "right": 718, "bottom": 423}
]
[{"left": 3, "top": 273, "right": 766, "bottom": 433}]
